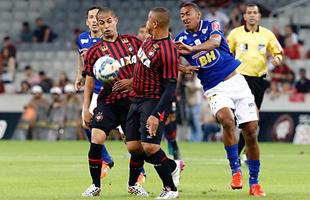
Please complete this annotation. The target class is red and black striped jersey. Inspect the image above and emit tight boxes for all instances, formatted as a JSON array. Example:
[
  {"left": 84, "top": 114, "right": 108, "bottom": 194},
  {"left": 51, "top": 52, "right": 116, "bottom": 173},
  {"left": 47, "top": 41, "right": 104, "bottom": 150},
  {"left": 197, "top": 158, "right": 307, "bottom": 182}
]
[
  {"left": 133, "top": 36, "right": 179, "bottom": 99},
  {"left": 82, "top": 34, "right": 141, "bottom": 105}
]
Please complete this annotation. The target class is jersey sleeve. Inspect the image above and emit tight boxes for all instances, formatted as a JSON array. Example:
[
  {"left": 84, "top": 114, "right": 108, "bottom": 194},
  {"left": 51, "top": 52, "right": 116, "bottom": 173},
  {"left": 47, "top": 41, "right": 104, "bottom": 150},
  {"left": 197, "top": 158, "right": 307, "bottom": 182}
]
[
  {"left": 160, "top": 40, "right": 179, "bottom": 80},
  {"left": 82, "top": 48, "right": 95, "bottom": 78},
  {"left": 226, "top": 29, "right": 236, "bottom": 53},
  {"left": 77, "top": 33, "right": 88, "bottom": 55},
  {"left": 267, "top": 31, "right": 283, "bottom": 57}
]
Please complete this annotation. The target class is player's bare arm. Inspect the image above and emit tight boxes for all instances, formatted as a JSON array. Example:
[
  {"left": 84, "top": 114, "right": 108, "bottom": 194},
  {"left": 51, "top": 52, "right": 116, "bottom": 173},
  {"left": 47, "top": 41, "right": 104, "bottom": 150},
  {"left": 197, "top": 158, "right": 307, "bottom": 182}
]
[
  {"left": 178, "top": 64, "right": 199, "bottom": 74},
  {"left": 175, "top": 34, "right": 221, "bottom": 54},
  {"left": 112, "top": 78, "right": 133, "bottom": 92},
  {"left": 82, "top": 75, "right": 94, "bottom": 129},
  {"left": 75, "top": 56, "right": 84, "bottom": 91}
]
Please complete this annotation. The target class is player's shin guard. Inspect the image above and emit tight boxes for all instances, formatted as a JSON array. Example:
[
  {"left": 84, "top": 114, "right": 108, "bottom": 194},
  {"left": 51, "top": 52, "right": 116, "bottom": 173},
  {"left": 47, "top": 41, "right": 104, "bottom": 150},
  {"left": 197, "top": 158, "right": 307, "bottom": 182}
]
[
  {"left": 84, "top": 128, "right": 113, "bottom": 166},
  {"left": 129, "top": 153, "right": 145, "bottom": 186},
  {"left": 225, "top": 144, "right": 241, "bottom": 174},
  {"left": 146, "top": 149, "right": 177, "bottom": 191},
  {"left": 88, "top": 143, "right": 103, "bottom": 188},
  {"left": 248, "top": 160, "right": 260, "bottom": 187}
]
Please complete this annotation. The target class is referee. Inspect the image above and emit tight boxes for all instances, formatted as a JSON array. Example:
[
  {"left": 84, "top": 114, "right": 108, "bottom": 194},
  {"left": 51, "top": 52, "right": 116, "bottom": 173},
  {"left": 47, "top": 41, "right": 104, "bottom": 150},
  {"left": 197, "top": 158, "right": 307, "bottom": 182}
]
[{"left": 227, "top": 3, "right": 283, "bottom": 161}]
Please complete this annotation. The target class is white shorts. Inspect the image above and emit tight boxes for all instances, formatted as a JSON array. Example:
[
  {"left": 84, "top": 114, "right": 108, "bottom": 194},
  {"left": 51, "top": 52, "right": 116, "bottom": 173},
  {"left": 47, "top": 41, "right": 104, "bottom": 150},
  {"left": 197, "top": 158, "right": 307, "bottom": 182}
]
[
  {"left": 82, "top": 93, "right": 98, "bottom": 121},
  {"left": 204, "top": 73, "right": 258, "bottom": 126}
]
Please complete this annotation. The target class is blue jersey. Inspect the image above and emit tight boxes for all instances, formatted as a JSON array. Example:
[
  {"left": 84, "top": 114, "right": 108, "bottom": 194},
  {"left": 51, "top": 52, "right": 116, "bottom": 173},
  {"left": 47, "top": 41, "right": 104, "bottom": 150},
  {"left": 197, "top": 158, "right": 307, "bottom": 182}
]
[
  {"left": 175, "top": 20, "right": 241, "bottom": 91},
  {"left": 77, "top": 31, "right": 102, "bottom": 94}
]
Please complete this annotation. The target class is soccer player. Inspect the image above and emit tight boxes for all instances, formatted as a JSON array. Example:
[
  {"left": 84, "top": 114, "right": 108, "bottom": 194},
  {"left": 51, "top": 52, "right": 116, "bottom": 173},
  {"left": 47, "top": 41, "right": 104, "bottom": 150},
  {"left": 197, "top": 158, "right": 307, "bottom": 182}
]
[
  {"left": 175, "top": 2, "right": 265, "bottom": 196},
  {"left": 81, "top": 7, "right": 148, "bottom": 197},
  {"left": 227, "top": 3, "right": 283, "bottom": 163},
  {"left": 75, "top": 6, "right": 113, "bottom": 179},
  {"left": 126, "top": 7, "right": 183, "bottom": 199}
]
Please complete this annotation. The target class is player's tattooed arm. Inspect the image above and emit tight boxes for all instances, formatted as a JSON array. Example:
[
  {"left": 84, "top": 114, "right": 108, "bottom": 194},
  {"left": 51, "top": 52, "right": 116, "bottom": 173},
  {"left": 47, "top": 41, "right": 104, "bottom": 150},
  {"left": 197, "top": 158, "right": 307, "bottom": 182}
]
[
  {"left": 75, "top": 56, "right": 84, "bottom": 91},
  {"left": 175, "top": 34, "right": 221, "bottom": 54},
  {"left": 82, "top": 75, "right": 94, "bottom": 129}
]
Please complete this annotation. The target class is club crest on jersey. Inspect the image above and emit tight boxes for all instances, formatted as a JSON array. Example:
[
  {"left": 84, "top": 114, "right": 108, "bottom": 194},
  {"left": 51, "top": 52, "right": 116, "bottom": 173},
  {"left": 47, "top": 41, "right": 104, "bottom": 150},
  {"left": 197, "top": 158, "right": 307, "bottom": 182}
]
[
  {"left": 122, "top": 38, "right": 129, "bottom": 43},
  {"left": 211, "top": 21, "right": 221, "bottom": 31},
  {"left": 195, "top": 49, "right": 220, "bottom": 69},
  {"left": 102, "top": 45, "right": 108, "bottom": 52},
  {"left": 94, "top": 112, "right": 104, "bottom": 122}
]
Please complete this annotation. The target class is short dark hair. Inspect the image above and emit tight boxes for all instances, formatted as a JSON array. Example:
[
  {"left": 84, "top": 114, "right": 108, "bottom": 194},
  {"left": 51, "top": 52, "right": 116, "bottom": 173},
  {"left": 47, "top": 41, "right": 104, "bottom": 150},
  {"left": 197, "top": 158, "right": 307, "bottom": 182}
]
[
  {"left": 24, "top": 65, "right": 32, "bottom": 71},
  {"left": 245, "top": 3, "right": 260, "bottom": 13},
  {"left": 86, "top": 6, "right": 101, "bottom": 18},
  {"left": 150, "top": 7, "right": 170, "bottom": 28},
  {"left": 97, "top": 7, "right": 117, "bottom": 19},
  {"left": 179, "top": 1, "right": 200, "bottom": 12}
]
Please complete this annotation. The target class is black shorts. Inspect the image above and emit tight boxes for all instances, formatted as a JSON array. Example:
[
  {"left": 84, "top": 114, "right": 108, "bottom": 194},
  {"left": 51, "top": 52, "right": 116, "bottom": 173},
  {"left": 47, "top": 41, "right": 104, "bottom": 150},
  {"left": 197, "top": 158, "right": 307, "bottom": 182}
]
[
  {"left": 243, "top": 75, "right": 270, "bottom": 110},
  {"left": 125, "top": 99, "right": 167, "bottom": 144},
  {"left": 91, "top": 101, "right": 130, "bottom": 135}
]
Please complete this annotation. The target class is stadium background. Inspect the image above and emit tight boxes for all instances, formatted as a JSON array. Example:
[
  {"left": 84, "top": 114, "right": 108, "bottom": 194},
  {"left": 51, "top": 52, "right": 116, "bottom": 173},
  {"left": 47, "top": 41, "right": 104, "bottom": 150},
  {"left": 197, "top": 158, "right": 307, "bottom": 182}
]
[
  {"left": 0, "top": 0, "right": 310, "bottom": 142},
  {"left": 0, "top": 1, "right": 310, "bottom": 200}
]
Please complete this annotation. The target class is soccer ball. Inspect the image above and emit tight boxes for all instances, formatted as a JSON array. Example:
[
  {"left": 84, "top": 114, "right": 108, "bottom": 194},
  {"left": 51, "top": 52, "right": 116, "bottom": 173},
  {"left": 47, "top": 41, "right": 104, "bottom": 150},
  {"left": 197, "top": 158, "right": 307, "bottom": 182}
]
[{"left": 93, "top": 55, "right": 121, "bottom": 84}]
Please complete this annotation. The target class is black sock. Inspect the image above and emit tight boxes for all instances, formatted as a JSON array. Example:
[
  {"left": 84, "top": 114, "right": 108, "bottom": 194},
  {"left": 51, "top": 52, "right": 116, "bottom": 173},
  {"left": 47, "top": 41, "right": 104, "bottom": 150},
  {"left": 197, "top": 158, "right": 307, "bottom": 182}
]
[
  {"left": 88, "top": 143, "right": 103, "bottom": 188},
  {"left": 170, "top": 141, "right": 181, "bottom": 160},
  {"left": 147, "top": 149, "right": 177, "bottom": 191},
  {"left": 238, "top": 133, "right": 245, "bottom": 156},
  {"left": 128, "top": 152, "right": 145, "bottom": 186}
]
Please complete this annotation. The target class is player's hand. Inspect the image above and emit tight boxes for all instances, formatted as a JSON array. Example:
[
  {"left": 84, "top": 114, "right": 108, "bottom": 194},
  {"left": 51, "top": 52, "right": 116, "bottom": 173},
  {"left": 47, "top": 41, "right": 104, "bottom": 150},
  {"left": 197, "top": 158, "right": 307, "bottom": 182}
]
[
  {"left": 112, "top": 78, "right": 133, "bottom": 92},
  {"left": 271, "top": 56, "right": 282, "bottom": 66},
  {"left": 75, "top": 74, "right": 83, "bottom": 91},
  {"left": 82, "top": 110, "right": 93, "bottom": 130},
  {"left": 179, "top": 65, "right": 200, "bottom": 74},
  {"left": 175, "top": 41, "right": 193, "bottom": 55},
  {"left": 146, "top": 115, "right": 159, "bottom": 136}
]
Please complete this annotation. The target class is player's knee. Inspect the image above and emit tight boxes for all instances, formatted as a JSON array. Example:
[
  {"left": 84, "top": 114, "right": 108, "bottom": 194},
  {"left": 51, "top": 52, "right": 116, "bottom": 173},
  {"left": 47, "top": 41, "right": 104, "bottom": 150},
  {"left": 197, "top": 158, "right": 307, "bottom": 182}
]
[
  {"left": 221, "top": 118, "right": 235, "bottom": 131},
  {"left": 242, "top": 122, "right": 258, "bottom": 145},
  {"left": 142, "top": 143, "right": 160, "bottom": 156},
  {"left": 91, "top": 128, "right": 106, "bottom": 144}
]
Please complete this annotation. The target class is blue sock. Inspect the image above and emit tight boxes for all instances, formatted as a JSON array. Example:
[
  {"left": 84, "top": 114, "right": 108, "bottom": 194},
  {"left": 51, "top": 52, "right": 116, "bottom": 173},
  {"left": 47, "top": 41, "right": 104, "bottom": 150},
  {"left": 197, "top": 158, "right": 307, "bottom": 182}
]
[
  {"left": 83, "top": 128, "right": 91, "bottom": 141},
  {"left": 83, "top": 128, "right": 113, "bottom": 165},
  {"left": 167, "top": 141, "right": 173, "bottom": 156},
  {"left": 248, "top": 160, "right": 260, "bottom": 187},
  {"left": 225, "top": 144, "right": 241, "bottom": 174},
  {"left": 141, "top": 167, "right": 146, "bottom": 177},
  {"left": 101, "top": 145, "right": 112, "bottom": 164}
]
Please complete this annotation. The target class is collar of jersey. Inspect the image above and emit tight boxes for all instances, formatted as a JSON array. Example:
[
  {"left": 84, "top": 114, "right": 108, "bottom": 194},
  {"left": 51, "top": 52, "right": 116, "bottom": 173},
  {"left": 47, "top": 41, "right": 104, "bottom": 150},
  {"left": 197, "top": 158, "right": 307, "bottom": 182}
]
[{"left": 244, "top": 25, "right": 260, "bottom": 32}]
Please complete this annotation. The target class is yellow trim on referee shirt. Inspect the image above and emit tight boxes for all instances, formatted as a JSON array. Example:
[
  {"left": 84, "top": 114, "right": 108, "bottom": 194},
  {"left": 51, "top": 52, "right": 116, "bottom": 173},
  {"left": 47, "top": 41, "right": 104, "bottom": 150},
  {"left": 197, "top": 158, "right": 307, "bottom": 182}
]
[{"left": 227, "top": 25, "right": 283, "bottom": 77}]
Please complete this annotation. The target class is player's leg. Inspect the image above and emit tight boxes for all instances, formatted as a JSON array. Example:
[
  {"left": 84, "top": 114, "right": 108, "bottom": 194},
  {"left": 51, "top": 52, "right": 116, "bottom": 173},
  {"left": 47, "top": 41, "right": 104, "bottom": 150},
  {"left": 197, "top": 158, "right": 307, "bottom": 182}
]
[
  {"left": 88, "top": 94, "right": 114, "bottom": 178},
  {"left": 234, "top": 75, "right": 265, "bottom": 196},
  {"left": 165, "top": 115, "right": 181, "bottom": 160},
  {"left": 139, "top": 100, "right": 182, "bottom": 199},
  {"left": 82, "top": 103, "right": 118, "bottom": 197},
  {"left": 125, "top": 103, "right": 149, "bottom": 196},
  {"left": 205, "top": 78, "right": 242, "bottom": 190}
]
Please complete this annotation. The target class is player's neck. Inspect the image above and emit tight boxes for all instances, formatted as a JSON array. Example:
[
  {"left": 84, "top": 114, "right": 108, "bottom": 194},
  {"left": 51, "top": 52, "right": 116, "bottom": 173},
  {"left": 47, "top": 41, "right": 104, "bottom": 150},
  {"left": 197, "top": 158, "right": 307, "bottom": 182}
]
[
  {"left": 102, "top": 33, "right": 118, "bottom": 42},
  {"left": 152, "top": 30, "right": 169, "bottom": 40},
  {"left": 91, "top": 31, "right": 101, "bottom": 38},
  {"left": 246, "top": 24, "right": 259, "bottom": 32}
]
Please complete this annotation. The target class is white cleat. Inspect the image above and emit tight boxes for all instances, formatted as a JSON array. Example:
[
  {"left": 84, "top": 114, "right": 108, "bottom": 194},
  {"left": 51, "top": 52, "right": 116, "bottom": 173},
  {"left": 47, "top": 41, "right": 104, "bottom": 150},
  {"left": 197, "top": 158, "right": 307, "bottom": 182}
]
[
  {"left": 81, "top": 184, "right": 101, "bottom": 197},
  {"left": 171, "top": 160, "right": 184, "bottom": 188},
  {"left": 156, "top": 187, "right": 179, "bottom": 199},
  {"left": 128, "top": 182, "right": 149, "bottom": 197}
]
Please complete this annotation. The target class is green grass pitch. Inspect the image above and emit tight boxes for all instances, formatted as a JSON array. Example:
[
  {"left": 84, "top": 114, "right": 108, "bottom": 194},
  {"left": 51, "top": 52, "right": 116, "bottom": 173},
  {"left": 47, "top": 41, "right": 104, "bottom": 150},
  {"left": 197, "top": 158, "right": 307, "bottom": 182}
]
[{"left": 0, "top": 141, "right": 309, "bottom": 200}]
